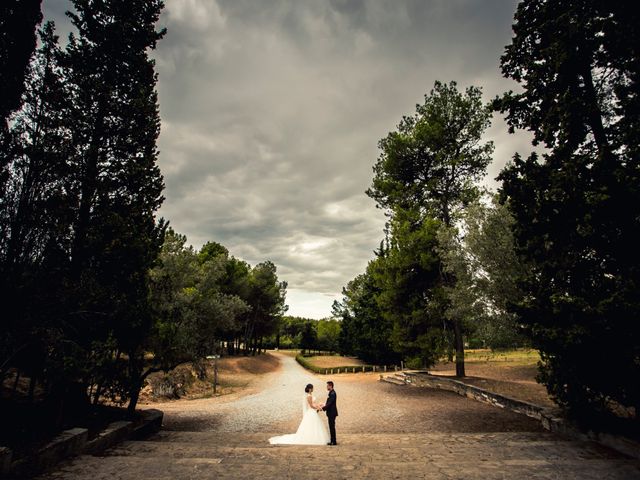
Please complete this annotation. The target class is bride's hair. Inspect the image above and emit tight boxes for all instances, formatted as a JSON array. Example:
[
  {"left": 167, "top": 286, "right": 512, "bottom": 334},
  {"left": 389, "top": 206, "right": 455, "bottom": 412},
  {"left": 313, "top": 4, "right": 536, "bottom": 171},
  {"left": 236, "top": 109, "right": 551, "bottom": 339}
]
[{"left": 305, "top": 384, "right": 313, "bottom": 393}]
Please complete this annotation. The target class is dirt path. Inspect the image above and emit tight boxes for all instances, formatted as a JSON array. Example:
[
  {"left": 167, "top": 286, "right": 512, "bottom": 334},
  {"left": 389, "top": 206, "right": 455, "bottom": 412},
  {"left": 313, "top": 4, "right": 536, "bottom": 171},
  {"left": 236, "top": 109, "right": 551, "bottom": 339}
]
[{"left": 153, "top": 352, "right": 543, "bottom": 435}]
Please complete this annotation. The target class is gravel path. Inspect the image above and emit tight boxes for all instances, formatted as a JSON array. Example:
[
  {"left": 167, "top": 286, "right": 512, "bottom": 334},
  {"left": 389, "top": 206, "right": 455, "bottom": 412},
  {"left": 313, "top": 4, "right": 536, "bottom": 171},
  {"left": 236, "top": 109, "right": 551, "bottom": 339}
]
[{"left": 154, "top": 353, "right": 543, "bottom": 435}]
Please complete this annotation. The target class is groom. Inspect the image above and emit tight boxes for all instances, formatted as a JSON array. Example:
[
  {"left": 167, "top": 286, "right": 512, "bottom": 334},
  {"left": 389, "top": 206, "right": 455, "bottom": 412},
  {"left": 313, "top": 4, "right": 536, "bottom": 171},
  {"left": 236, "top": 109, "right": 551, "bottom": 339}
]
[{"left": 321, "top": 380, "right": 338, "bottom": 445}]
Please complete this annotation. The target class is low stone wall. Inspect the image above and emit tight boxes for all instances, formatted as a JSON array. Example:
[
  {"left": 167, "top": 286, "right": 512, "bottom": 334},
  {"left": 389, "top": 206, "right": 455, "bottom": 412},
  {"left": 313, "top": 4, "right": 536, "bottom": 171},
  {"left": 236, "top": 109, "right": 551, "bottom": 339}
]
[
  {"left": 84, "top": 420, "right": 133, "bottom": 455},
  {"left": 402, "top": 373, "right": 640, "bottom": 459},
  {"left": 1, "top": 408, "right": 164, "bottom": 478},
  {"left": 404, "top": 373, "right": 546, "bottom": 420}
]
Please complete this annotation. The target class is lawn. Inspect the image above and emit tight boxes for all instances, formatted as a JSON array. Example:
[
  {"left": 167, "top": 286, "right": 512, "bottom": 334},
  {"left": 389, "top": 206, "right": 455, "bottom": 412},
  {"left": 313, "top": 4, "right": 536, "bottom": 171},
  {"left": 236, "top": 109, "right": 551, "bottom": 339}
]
[
  {"left": 279, "top": 348, "right": 552, "bottom": 406},
  {"left": 302, "top": 355, "right": 366, "bottom": 368},
  {"left": 430, "top": 348, "right": 553, "bottom": 407},
  {"left": 461, "top": 348, "right": 540, "bottom": 365}
]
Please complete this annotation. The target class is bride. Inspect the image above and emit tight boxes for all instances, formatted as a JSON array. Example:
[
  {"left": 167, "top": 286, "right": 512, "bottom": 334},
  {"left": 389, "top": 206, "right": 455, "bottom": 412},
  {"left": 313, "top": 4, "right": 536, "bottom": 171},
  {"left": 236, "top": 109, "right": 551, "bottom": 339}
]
[{"left": 269, "top": 384, "right": 330, "bottom": 445}]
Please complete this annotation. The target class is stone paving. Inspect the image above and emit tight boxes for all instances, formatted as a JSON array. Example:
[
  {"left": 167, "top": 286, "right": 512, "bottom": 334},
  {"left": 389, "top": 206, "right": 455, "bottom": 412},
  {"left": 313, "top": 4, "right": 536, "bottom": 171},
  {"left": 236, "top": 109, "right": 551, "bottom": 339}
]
[{"left": 34, "top": 354, "right": 640, "bottom": 480}]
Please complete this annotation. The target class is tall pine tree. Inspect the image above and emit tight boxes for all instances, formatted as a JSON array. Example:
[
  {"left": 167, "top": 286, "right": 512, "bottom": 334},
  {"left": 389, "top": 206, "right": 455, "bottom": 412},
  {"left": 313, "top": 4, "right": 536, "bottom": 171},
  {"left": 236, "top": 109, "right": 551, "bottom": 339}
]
[{"left": 367, "top": 81, "right": 493, "bottom": 376}]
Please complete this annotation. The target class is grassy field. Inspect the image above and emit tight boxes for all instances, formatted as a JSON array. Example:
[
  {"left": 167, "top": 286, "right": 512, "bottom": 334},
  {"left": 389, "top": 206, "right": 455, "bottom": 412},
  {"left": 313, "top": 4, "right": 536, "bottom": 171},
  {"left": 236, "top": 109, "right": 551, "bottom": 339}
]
[
  {"left": 275, "top": 348, "right": 552, "bottom": 406},
  {"left": 301, "top": 355, "right": 366, "bottom": 368},
  {"left": 274, "top": 348, "right": 551, "bottom": 406},
  {"left": 431, "top": 348, "right": 552, "bottom": 407},
  {"left": 460, "top": 348, "right": 540, "bottom": 365},
  {"left": 271, "top": 349, "right": 299, "bottom": 358}
]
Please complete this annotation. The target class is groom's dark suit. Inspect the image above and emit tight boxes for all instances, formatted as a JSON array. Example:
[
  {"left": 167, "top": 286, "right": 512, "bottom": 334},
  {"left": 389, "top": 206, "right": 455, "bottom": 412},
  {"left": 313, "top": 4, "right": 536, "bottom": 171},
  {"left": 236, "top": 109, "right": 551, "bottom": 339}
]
[{"left": 322, "top": 389, "right": 338, "bottom": 445}]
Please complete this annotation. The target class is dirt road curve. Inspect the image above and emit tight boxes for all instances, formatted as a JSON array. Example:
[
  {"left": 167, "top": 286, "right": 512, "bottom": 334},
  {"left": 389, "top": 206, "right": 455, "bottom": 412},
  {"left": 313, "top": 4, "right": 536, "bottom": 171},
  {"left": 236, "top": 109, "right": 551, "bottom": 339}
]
[{"left": 155, "top": 352, "right": 543, "bottom": 435}]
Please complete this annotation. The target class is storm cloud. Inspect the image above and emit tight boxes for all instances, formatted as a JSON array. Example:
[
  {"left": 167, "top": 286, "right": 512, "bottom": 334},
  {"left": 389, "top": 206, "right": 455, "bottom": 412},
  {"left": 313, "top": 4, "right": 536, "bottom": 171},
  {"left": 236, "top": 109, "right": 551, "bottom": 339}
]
[{"left": 42, "top": 0, "right": 533, "bottom": 318}]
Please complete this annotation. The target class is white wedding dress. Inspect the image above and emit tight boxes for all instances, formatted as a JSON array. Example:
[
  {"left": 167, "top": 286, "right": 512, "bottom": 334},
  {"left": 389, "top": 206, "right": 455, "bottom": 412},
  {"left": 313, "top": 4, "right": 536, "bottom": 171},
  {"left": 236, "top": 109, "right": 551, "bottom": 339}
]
[{"left": 269, "top": 394, "right": 330, "bottom": 445}]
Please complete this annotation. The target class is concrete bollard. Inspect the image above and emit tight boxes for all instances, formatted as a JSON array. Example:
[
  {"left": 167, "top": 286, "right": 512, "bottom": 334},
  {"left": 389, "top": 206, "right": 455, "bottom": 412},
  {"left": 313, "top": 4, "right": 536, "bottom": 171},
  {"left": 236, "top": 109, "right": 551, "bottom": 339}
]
[{"left": 384, "top": 365, "right": 387, "bottom": 372}]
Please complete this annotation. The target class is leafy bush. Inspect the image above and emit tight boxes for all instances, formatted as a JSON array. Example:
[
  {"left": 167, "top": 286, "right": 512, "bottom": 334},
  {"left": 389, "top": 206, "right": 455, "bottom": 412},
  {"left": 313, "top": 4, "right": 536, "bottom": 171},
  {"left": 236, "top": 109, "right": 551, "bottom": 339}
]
[{"left": 146, "top": 367, "right": 195, "bottom": 399}]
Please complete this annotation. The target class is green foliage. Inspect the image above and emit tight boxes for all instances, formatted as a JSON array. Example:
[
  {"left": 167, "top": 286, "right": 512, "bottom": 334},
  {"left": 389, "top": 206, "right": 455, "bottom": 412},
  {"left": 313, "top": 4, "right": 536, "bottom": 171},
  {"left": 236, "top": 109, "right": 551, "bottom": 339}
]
[
  {"left": 0, "top": 22, "right": 75, "bottom": 389},
  {"left": 198, "top": 241, "right": 229, "bottom": 262},
  {"left": 316, "top": 318, "right": 340, "bottom": 353},
  {"left": 61, "top": 0, "right": 167, "bottom": 411},
  {"left": 274, "top": 316, "right": 308, "bottom": 348},
  {"left": 362, "top": 80, "right": 495, "bottom": 376},
  {"left": 147, "top": 229, "right": 248, "bottom": 371},
  {"left": 334, "top": 261, "right": 400, "bottom": 365},
  {"left": 0, "top": 0, "right": 289, "bottom": 426},
  {"left": 436, "top": 195, "right": 529, "bottom": 349},
  {"left": 268, "top": 316, "right": 338, "bottom": 351},
  {"left": 367, "top": 80, "right": 493, "bottom": 226},
  {"left": 299, "top": 321, "right": 317, "bottom": 355},
  {"left": 148, "top": 229, "right": 287, "bottom": 365},
  {"left": 240, "top": 261, "right": 287, "bottom": 353},
  {"left": 374, "top": 213, "right": 445, "bottom": 366},
  {"left": 496, "top": 0, "right": 640, "bottom": 419},
  {"left": 0, "top": 0, "right": 168, "bottom": 417}
]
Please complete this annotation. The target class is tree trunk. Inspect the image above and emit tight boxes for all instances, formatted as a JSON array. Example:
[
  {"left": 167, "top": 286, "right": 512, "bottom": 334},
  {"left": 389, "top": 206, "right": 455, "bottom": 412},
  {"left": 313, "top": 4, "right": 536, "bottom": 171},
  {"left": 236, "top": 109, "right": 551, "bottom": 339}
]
[
  {"left": 580, "top": 60, "right": 611, "bottom": 161},
  {"left": 93, "top": 382, "right": 103, "bottom": 405},
  {"left": 11, "top": 371, "right": 21, "bottom": 396},
  {"left": 127, "top": 381, "right": 141, "bottom": 416},
  {"left": 127, "top": 350, "right": 145, "bottom": 415},
  {"left": 28, "top": 375, "right": 37, "bottom": 402},
  {"left": 71, "top": 101, "right": 105, "bottom": 277},
  {"left": 453, "top": 319, "right": 465, "bottom": 377}
]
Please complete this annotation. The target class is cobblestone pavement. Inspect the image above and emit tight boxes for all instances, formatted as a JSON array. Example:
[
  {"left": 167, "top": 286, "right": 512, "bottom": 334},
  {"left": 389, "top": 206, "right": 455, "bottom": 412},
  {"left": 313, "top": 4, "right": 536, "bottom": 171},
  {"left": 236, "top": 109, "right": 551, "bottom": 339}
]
[{"left": 36, "top": 354, "right": 640, "bottom": 480}]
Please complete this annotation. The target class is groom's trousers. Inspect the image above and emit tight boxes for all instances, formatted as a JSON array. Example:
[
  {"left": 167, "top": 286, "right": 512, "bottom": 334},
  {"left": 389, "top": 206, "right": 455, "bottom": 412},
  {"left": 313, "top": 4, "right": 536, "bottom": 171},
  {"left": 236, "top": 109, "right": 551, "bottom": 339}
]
[{"left": 328, "top": 415, "right": 337, "bottom": 444}]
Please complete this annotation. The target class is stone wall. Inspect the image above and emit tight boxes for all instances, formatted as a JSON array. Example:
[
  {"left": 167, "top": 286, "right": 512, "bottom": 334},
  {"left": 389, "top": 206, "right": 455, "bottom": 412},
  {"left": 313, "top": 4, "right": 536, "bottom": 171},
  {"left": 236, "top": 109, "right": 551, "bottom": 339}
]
[
  {"left": 1, "top": 409, "right": 164, "bottom": 477},
  {"left": 404, "top": 373, "right": 546, "bottom": 420},
  {"left": 401, "top": 373, "right": 640, "bottom": 459}
]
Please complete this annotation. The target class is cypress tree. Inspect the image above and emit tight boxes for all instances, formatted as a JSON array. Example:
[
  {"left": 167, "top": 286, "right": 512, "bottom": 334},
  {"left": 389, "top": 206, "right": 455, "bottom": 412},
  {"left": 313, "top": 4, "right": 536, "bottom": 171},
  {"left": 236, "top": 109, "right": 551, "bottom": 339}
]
[{"left": 61, "top": 0, "right": 166, "bottom": 412}]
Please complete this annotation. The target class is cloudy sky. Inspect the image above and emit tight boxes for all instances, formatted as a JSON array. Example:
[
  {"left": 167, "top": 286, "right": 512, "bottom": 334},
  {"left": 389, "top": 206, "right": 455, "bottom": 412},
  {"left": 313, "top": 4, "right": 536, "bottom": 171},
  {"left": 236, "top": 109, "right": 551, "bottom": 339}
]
[{"left": 42, "top": 0, "right": 533, "bottom": 319}]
